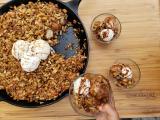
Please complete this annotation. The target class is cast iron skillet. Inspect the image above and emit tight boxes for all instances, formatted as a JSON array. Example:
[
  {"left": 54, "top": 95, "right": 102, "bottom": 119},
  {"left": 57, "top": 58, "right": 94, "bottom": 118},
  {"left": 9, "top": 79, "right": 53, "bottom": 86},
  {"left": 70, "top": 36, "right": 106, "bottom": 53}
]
[{"left": 0, "top": 0, "right": 89, "bottom": 107}]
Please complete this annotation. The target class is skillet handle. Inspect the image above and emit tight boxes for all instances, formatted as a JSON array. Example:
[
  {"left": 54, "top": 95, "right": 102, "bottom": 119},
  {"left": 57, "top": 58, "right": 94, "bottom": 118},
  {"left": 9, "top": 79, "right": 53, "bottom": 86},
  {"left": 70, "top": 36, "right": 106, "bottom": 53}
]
[
  {"left": 0, "top": 89, "right": 5, "bottom": 101},
  {"left": 65, "top": 0, "right": 81, "bottom": 15},
  {"left": 0, "top": 96, "right": 3, "bottom": 101}
]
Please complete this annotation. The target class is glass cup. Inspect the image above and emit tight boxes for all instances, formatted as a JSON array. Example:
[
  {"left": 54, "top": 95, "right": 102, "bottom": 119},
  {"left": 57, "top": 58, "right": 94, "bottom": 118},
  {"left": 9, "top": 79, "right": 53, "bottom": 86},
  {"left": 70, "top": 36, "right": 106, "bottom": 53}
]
[
  {"left": 91, "top": 13, "right": 121, "bottom": 44},
  {"left": 69, "top": 73, "right": 113, "bottom": 116},
  {"left": 109, "top": 58, "right": 141, "bottom": 89}
]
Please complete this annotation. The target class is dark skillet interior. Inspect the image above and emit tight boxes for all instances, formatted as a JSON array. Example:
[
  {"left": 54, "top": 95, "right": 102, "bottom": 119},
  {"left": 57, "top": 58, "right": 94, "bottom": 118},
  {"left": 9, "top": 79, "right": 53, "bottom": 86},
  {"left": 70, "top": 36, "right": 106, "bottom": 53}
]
[{"left": 0, "top": 0, "right": 89, "bottom": 107}]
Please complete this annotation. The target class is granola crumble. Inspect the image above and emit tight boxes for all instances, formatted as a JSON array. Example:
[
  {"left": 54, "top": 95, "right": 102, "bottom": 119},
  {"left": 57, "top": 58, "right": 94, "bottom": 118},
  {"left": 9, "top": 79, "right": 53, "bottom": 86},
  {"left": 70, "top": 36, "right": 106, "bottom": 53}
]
[{"left": 0, "top": 2, "right": 86, "bottom": 102}]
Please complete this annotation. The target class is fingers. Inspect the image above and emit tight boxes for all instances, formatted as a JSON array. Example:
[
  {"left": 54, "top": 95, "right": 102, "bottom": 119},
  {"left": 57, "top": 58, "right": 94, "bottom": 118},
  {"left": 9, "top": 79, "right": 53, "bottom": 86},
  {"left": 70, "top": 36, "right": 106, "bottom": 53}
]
[
  {"left": 99, "top": 104, "right": 115, "bottom": 114},
  {"left": 98, "top": 104, "right": 119, "bottom": 118},
  {"left": 96, "top": 113, "right": 108, "bottom": 120},
  {"left": 96, "top": 104, "right": 119, "bottom": 120}
]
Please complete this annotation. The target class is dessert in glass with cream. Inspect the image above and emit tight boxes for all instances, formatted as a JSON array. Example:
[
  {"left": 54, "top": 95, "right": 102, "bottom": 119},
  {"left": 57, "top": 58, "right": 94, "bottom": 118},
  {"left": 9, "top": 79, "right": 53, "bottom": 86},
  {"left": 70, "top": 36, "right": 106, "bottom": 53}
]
[
  {"left": 69, "top": 73, "right": 112, "bottom": 116},
  {"left": 109, "top": 58, "right": 141, "bottom": 89},
  {"left": 91, "top": 13, "right": 121, "bottom": 44}
]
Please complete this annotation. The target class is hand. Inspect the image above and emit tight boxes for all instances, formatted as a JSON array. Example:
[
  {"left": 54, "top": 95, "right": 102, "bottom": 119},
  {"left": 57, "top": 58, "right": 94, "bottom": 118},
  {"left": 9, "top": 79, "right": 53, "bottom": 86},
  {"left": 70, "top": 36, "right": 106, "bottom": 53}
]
[{"left": 96, "top": 104, "right": 119, "bottom": 120}]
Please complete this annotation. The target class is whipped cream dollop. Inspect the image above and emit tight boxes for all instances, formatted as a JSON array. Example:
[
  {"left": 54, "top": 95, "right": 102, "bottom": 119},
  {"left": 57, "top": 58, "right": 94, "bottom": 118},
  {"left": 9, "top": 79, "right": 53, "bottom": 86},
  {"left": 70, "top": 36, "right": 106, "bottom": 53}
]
[
  {"left": 45, "top": 29, "right": 54, "bottom": 39},
  {"left": 100, "top": 29, "right": 114, "bottom": 42},
  {"left": 74, "top": 77, "right": 90, "bottom": 96},
  {"left": 12, "top": 39, "right": 51, "bottom": 72},
  {"left": 20, "top": 53, "right": 41, "bottom": 72},
  {"left": 74, "top": 77, "right": 82, "bottom": 94},
  {"left": 28, "top": 39, "right": 51, "bottom": 60},
  {"left": 12, "top": 40, "right": 30, "bottom": 60},
  {"left": 122, "top": 67, "right": 133, "bottom": 79}
]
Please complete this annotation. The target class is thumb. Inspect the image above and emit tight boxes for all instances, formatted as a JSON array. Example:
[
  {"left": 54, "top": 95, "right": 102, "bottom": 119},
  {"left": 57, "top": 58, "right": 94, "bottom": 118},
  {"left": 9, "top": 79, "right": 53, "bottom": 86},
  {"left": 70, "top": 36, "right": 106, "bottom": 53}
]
[{"left": 99, "top": 104, "right": 118, "bottom": 116}]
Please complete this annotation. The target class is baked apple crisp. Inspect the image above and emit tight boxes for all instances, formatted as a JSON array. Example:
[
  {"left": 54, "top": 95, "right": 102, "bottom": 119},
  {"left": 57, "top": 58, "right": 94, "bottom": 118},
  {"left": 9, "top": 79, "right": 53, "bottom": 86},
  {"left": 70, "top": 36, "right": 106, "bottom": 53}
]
[{"left": 0, "top": 2, "right": 86, "bottom": 102}]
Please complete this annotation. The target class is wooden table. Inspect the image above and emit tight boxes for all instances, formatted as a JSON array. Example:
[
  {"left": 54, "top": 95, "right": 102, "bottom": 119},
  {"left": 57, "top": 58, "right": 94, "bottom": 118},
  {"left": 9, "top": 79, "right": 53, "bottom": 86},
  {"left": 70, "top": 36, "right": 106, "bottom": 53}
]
[{"left": 0, "top": 0, "right": 160, "bottom": 119}]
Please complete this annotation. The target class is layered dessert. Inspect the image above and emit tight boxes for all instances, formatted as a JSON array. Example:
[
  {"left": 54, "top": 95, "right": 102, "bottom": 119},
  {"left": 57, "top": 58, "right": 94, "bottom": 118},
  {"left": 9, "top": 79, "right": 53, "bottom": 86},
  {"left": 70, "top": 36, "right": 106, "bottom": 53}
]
[
  {"left": 109, "top": 64, "right": 135, "bottom": 88},
  {"left": 70, "top": 73, "right": 111, "bottom": 115},
  {"left": 92, "top": 15, "right": 119, "bottom": 43}
]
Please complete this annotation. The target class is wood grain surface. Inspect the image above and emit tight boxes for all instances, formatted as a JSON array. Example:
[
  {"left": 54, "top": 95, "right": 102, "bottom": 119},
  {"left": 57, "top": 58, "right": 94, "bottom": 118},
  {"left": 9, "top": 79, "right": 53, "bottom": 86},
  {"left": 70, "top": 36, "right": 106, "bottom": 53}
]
[{"left": 0, "top": 0, "right": 160, "bottom": 119}]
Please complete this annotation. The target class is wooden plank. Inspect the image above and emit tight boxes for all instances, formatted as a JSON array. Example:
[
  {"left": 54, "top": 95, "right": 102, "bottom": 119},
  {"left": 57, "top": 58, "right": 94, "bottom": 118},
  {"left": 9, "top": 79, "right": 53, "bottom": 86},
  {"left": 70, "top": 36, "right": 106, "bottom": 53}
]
[{"left": 0, "top": 0, "right": 160, "bottom": 119}]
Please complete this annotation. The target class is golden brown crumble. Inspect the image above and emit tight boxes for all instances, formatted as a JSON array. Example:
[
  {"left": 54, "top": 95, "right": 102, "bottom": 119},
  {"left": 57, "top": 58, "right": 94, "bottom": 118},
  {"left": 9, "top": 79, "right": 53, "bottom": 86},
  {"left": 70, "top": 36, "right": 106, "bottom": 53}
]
[{"left": 0, "top": 2, "right": 86, "bottom": 102}]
